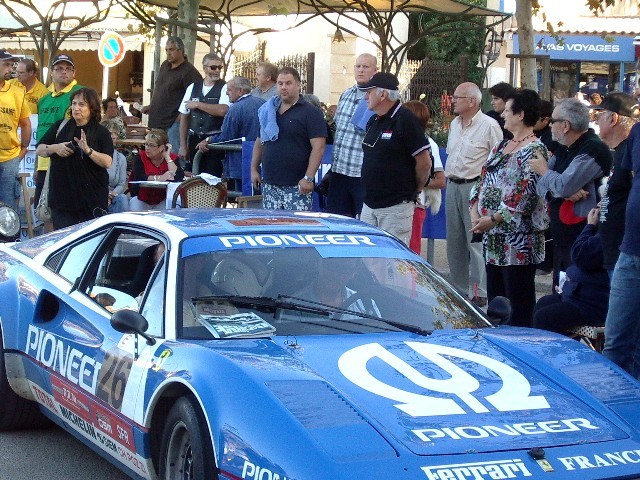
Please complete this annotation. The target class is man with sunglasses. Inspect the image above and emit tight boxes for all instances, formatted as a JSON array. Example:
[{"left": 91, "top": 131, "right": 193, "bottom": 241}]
[
  {"left": 178, "top": 53, "right": 230, "bottom": 175},
  {"left": 142, "top": 37, "right": 201, "bottom": 157},
  {"left": 531, "top": 98, "right": 612, "bottom": 291}
]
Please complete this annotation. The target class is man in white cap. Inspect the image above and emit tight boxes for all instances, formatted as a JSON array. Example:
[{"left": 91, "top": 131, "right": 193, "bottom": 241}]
[
  {"left": 358, "top": 72, "right": 432, "bottom": 246},
  {"left": 0, "top": 49, "right": 31, "bottom": 211}
]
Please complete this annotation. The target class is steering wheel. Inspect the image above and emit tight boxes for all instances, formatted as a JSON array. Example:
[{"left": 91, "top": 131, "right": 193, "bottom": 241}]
[{"left": 338, "top": 289, "right": 379, "bottom": 317}]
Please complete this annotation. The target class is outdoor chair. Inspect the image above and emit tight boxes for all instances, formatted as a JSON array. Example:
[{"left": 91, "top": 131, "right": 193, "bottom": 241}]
[{"left": 171, "top": 177, "right": 228, "bottom": 209}]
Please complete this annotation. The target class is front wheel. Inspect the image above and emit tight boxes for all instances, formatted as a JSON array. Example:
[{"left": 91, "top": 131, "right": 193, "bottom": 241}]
[{"left": 159, "top": 396, "right": 217, "bottom": 480}]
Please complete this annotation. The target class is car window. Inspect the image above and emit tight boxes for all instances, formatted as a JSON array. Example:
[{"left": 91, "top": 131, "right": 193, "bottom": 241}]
[
  {"left": 179, "top": 244, "right": 487, "bottom": 339},
  {"left": 57, "top": 233, "right": 107, "bottom": 285},
  {"left": 84, "top": 232, "right": 164, "bottom": 325}
]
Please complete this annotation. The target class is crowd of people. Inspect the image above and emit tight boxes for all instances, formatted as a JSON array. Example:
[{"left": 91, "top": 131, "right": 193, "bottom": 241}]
[{"left": 1, "top": 41, "right": 640, "bottom": 380}]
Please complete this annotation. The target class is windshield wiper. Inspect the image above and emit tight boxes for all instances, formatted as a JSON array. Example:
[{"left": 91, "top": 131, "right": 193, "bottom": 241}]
[
  {"left": 192, "top": 294, "right": 432, "bottom": 335},
  {"left": 279, "top": 294, "right": 433, "bottom": 335}
]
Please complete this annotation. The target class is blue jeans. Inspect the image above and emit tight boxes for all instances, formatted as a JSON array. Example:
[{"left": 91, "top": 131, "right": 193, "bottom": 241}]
[
  {"left": 603, "top": 252, "right": 640, "bottom": 379},
  {"left": 108, "top": 193, "right": 129, "bottom": 213},
  {"left": 167, "top": 121, "right": 181, "bottom": 155},
  {"left": 0, "top": 156, "right": 20, "bottom": 211}
]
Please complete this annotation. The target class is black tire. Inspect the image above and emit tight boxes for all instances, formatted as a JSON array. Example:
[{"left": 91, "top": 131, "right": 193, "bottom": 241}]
[
  {"left": 0, "top": 323, "right": 51, "bottom": 430},
  {"left": 158, "top": 395, "right": 218, "bottom": 480}
]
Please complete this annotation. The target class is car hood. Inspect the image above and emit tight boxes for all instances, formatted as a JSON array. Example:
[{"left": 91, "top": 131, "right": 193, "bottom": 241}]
[{"left": 233, "top": 329, "right": 638, "bottom": 457}]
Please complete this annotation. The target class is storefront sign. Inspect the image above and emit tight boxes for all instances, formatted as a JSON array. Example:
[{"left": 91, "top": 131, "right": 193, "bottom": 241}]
[{"left": 513, "top": 34, "right": 636, "bottom": 62}]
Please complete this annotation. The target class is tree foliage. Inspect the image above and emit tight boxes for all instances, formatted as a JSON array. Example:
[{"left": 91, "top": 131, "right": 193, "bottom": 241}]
[
  {"left": 0, "top": 0, "right": 116, "bottom": 80},
  {"left": 407, "top": 0, "right": 488, "bottom": 86}
]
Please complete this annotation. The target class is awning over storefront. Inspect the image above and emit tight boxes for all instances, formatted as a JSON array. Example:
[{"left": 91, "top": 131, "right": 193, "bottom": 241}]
[
  {"left": 512, "top": 33, "right": 637, "bottom": 62},
  {"left": 0, "top": 34, "right": 145, "bottom": 53}
]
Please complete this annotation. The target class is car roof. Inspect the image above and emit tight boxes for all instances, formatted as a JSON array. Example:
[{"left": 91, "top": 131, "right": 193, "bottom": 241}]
[{"left": 95, "top": 209, "right": 386, "bottom": 237}]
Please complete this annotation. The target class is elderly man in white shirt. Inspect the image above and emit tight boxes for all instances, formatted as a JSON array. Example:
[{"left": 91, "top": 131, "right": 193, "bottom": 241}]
[{"left": 445, "top": 82, "right": 502, "bottom": 306}]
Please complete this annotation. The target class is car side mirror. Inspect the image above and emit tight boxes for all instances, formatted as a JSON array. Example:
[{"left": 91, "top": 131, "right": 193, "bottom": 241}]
[
  {"left": 111, "top": 309, "right": 156, "bottom": 347},
  {"left": 486, "top": 296, "right": 511, "bottom": 325}
]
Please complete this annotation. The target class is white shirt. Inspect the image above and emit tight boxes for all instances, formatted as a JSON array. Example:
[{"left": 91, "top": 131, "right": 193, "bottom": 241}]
[{"left": 178, "top": 82, "right": 230, "bottom": 115}]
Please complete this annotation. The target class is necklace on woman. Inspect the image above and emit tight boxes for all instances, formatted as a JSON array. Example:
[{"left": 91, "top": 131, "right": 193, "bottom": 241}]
[{"left": 510, "top": 132, "right": 536, "bottom": 143}]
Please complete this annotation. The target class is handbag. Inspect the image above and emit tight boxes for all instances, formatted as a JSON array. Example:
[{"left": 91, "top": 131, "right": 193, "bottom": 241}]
[
  {"left": 34, "top": 118, "right": 69, "bottom": 223},
  {"left": 34, "top": 170, "right": 51, "bottom": 222}
]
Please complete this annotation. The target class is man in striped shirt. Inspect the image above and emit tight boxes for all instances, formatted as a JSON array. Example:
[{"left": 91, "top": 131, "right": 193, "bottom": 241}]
[{"left": 326, "top": 53, "right": 377, "bottom": 218}]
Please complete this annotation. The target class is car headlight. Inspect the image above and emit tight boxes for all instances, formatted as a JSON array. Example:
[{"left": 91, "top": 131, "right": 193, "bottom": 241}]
[{"left": 0, "top": 202, "right": 20, "bottom": 240}]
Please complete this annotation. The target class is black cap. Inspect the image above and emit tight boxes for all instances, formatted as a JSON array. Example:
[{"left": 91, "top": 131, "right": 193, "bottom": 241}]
[
  {"left": 52, "top": 54, "right": 75, "bottom": 67},
  {"left": 591, "top": 92, "right": 639, "bottom": 118},
  {"left": 0, "top": 49, "right": 20, "bottom": 62},
  {"left": 358, "top": 72, "right": 399, "bottom": 91}
]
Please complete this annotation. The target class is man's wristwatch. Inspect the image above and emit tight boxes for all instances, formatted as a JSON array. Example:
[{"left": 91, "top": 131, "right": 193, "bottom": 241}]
[{"left": 303, "top": 175, "right": 314, "bottom": 183}]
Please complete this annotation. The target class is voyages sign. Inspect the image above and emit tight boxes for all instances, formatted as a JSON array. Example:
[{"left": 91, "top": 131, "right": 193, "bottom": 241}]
[{"left": 513, "top": 34, "right": 636, "bottom": 62}]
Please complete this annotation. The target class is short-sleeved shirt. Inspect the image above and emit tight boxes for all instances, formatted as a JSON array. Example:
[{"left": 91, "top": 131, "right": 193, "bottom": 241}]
[
  {"left": 0, "top": 81, "right": 31, "bottom": 162},
  {"left": 361, "top": 101, "right": 430, "bottom": 209},
  {"left": 261, "top": 96, "right": 327, "bottom": 186},
  {"left": 9, "top": 78, "right": 48, "bottom": 114},
  {"left": 620, "top": 123, "right": 640, "bottom": 256},
  {"left": 148, "top": 60, "right": 202, "bottom": 130},
  {"left": 39, "top": 119, "right": 113, "bottom": 212}
]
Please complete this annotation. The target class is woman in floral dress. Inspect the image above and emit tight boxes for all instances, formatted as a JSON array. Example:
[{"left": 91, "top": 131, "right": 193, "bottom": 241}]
[{"left": 470, "top": 89, "right": 549, "bottom": 327}]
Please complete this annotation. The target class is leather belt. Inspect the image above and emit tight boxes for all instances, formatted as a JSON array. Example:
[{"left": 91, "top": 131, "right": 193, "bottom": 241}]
[{"left": 449, "top": 176, "right": 480, "bottom": 184}]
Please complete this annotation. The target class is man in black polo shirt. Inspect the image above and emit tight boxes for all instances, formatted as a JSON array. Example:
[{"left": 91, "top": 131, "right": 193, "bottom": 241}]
[
  {"left": 358, "top": 72, "right": 432, "bottom": 246},
  {"left": 251, "top": 66, "right": 326, "bottom": 210}
]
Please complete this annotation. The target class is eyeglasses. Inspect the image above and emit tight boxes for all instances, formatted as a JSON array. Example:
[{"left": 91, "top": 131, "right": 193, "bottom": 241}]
[
  {"left": 452, "top": 96, "right": 472, "bottom": 101},
  {"left": 549, "top": 118, "right": 567, "bottom": 124},
  {"left": 204, "top": 65, "right": 223, "bottom": 71},
  {"left": 53, "top": 66, "right": 74, "bottom": 72},
  {"left": 594, "top": 110, "right": 615, "bottom": 120},
  {"left": 144, "top": 143, "right": 160, "bottom": 148}
]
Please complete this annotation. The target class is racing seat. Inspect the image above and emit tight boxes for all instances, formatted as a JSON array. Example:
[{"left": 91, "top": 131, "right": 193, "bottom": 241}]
[{"left": 126, "top": 244, "right": 159, "bottom": 297}]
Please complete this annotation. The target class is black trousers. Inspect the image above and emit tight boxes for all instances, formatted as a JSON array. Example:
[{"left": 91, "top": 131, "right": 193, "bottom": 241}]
[
  {"left": 532, "top": 293, "right": 582, "bottom": 335},
  {"left": 486, "top": 262, "right": 537, "bottom": 328}
]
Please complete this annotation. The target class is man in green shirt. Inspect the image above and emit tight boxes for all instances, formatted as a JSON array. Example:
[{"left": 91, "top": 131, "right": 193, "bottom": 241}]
[{"left": 34, "top": 54, "right": 82, "bottom": 209}]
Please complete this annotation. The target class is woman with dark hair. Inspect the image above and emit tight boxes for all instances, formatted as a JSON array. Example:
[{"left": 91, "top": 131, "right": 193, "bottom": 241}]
[
  {"left": 470, "top": 89, "right": 549, "bottom": 327},
  {"left": 35, "top": 87, "right": 113, "bottom": 229}
]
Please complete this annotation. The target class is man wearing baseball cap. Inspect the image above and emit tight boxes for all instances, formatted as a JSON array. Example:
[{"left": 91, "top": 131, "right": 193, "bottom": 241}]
[
  {"left": 592, "top": 92, "right": 640, "bottom": 276},
  {"left": 0, "top": 49, "right": 31, "bottom": 211},
  {"left": 358, "top": 72, "right": 432, "bottom": 246},
  {"left": 33, "top": 53, "right": 82, "bottom": 223}
]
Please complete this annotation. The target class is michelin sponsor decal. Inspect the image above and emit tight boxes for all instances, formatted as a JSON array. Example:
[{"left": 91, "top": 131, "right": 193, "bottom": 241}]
[{"left": 421, "top": 459, "right": 532, "bottom": 479}]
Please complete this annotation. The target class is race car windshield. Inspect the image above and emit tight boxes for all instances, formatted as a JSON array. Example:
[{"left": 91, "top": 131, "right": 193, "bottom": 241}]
[{"left": 179, "top": 243, "right": 488, "bottom": 339}]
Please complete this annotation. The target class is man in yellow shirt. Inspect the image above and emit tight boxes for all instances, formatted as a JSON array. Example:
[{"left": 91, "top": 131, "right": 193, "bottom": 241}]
[
  {"left": 10, "top": 59, "right": 48, "bottom": 114},
  {"left": 0, "top": 49, "right": 31, "bottom": 211}
]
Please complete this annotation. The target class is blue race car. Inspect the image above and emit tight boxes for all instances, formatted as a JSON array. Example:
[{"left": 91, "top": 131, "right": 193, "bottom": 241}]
[{"left": 1, "top": 209, "right": 640, "bottom": 480}]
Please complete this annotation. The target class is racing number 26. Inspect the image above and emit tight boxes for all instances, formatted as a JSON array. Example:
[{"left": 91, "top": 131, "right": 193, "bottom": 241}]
[{"left": 96, "top": 350, "right": 133, "bottom": 410}]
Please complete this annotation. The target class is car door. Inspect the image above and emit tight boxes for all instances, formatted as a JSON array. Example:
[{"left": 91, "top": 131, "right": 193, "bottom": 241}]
[{"left": 25, "top": 228, "right": 168, "bottom": 478}]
